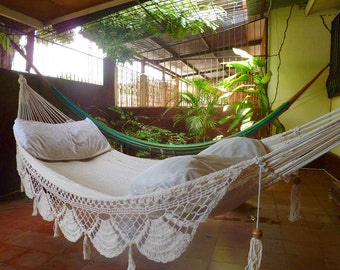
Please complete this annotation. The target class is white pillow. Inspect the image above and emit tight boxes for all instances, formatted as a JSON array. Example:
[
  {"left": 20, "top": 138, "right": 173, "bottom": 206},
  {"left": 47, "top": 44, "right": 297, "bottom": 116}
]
[
  {"left": 13, "top": 118, "right": 111, "bottom": 161},
  {"left": 129, "top": 137, "right": 267, "bottom": 195},
  {"left": 198, "top": 137, "right": 267, "bottom": 161},
  {"left": 129, "top": 154, "right": 237, "bottom": 195}
]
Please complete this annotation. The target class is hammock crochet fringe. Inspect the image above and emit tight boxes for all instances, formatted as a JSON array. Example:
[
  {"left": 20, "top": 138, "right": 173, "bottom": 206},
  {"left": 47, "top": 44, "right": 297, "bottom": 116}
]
[{"left": 14, "top": 75, "right": 340, "bottom": 270}]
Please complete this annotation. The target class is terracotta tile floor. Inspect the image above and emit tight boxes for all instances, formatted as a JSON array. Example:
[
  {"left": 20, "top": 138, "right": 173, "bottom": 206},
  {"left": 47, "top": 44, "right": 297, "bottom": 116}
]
[{"left": 0, "top": 169, "right": 339, "bottom": 270}]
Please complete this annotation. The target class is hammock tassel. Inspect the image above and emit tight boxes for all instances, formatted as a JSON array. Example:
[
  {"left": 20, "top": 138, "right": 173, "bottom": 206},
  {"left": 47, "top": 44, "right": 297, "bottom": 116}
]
[
  {"left": 128, "top": 243, "right": 136, "bottom": 270},
  {"left": 20, "top": 180, "right": 24, "bottom": 192},
  {"left": 289, "top": 174, "right": 301, "bottom": 222},
  {"left": 245, "top": 229, "right": 263, "bottom": 270},
  {"left": 32, "top": 195, "right": 38, "bottom": 216},
  {"left": 83, "top": 234, "right": 92, "bottom": 260},
  {"left": 245, "top": 161, "right": 264, "bottom": 270},
  {"left": 53, "top": 218, "right": 60, "bottom": 238}
]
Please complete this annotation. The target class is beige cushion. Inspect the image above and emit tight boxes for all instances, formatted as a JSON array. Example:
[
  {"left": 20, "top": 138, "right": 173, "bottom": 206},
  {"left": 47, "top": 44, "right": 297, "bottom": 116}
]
[
  {"left": 129, "top": 137, "right": 267, "bottom": 195},
  {"left": 198, "top": 137, "right": 267, "bottom": 161},
  {"left": 129, "top": 154, "right": 236, "bottom": 195},
  {"left": 13, "top": 118, "right": 111, "bottom": 161}
]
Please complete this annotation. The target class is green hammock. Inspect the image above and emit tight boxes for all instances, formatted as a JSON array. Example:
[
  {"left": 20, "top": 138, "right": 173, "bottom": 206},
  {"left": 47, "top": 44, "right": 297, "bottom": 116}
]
[
  {"left": 10, "top": 37, "right": 328, "bottom": 155},
  {"left": 50, "top": 85, "right": 279, "bottom": 154},
  {"left": 49, "top": 63, "right": 328, "bottom": 155}
]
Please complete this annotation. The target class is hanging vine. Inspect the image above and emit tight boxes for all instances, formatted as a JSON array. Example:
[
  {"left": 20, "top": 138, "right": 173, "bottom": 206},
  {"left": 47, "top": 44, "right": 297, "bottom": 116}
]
[{"left": 80, "top": 0, "right": 226, "bottom": 63}]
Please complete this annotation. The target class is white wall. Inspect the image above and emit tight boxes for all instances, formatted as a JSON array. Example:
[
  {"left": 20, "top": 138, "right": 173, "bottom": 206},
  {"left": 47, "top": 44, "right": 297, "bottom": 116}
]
[{"left": 267, "top": 5, "right": 339, "bottom": 156}]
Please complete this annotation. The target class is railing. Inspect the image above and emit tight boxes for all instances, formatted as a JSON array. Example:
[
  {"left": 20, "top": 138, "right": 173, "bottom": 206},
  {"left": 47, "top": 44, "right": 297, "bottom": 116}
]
[
  {"left": 1, "top": 28, "right": 259, "bottom": 108},
  {"left": 114, "top": 60, "right": 261, "bottom": 108},
  {"left": 6, "top": 32, "right": 105, "bottom": 85},
  {"left": 116, "top": 62, "right": 182, "bottom": 107}
]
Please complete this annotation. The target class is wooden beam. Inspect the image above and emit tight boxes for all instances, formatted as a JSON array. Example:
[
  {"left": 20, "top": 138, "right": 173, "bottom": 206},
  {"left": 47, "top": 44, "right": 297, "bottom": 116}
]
[
  {"left": 46, "top": 0, "right": 133, "bottom": 26},
  {"left": 305, "top": 0, "right": 339, "bottom": 15},
  {"left": 152, "top": 39, "right": 263, "bottom": 63},
  {"left": 0, "top": 5, "right": 44, "bottom": 29}
]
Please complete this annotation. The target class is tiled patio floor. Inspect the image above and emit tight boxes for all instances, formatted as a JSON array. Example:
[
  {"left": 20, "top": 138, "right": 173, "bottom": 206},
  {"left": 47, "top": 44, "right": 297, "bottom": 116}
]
[{"left": 0, "top": 169, "right": 339, "bottom": 270}]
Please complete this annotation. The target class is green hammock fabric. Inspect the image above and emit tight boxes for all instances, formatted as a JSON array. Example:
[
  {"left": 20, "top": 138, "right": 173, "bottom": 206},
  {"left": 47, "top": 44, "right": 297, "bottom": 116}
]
[
  {"left": 50, "top": 84, "right": 290, "bottom": 155},
  {"left": 9, "top": 35, "right": 329, "bottom": 155},
  {"left": 49, "top": 63, "right": 329, "bottom": 155}
]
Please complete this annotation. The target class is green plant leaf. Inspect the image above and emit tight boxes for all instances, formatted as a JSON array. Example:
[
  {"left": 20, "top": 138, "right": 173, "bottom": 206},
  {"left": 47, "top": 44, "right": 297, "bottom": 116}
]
[
  {"left": 227, "top": 117, "right": 242, "bottom": 132},
  {"left": 232, "top": 48, "right": 253, "bottom": 59},
  {"left": 252, "top": 57, "right": 267, "bottom": 67},
  {"left": 272, "top": 118, "right": 286, "bottom": 134},
  {"left": 225, "top": 61, "right": 252, "bottom": 71},
  {"left": 219, "top": 92, "right": 233, "bottom": 101},
  {"left": 240, "top": 120, "right": 254, "bottom": 131},
  {"left": 260, "top": 70, "right": 272, "bottom": 85}
]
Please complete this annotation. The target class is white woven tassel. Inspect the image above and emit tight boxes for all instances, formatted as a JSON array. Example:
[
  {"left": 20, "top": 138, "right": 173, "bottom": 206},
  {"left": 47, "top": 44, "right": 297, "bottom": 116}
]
[
  {"left": 32, "top": 195, "right": 38, "bottom": 216},
  {"left": 289, "top": 175, "right": 301, "bottom": 222},
  {"left": 20, "top": 180, "right": 24, "bottom": 192},
  {"left": 53, "top": 218, "right": 60, "bottom": 238},
  {"left": 128, "top": 243, "right": 136, "bottom": 270},
  {"left": 245, "top": 161, "right": 264, "bottom": 270},
  {"left": 83, "top": 234, "right": 92, "bottom": 260},
  {"left": 245, "top": 234, "right": 263, "bottom": 270}
]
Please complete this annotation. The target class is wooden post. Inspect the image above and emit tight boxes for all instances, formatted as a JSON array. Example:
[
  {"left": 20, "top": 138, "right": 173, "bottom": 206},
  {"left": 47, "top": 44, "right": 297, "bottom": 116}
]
[
  {"left": 103, "top": 58, "right": 116, "bottom": 106},
  {"left": 159, "top": 81, "right": 167, "bottom": 107},
  {"left": 139, "top": 74, "right": 148, "bottom": 107},
  {"left": 25, "top": 31, "right": 34, "bottom": 72}
]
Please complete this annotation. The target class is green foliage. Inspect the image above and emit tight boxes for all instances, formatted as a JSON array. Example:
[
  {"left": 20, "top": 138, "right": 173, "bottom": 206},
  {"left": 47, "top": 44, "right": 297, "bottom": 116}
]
[
  {"left": 218, "top": 97, "right": 254, "bottom": 132},
  {"left": 0, "top": 26, "right": 73, "bottom": 69},
  {"left": 36, "top": 27, "right": 75, "bottom": 44},
  {"left": 107, "top": 106, "right": 148, "bottom": 133},
  {"left": 219, "top": 48, "right": 285, "bottom": 134},
  {"left": 80, "top": 0, "right": 225, "bottom": 63},
  {"left": 167, "top": 78, "right": 223, "bottom": 142},
  {"left": 95, "top": 106, "right": 190, "bottom": 158},
  {"left": 0, "top": 31, "right": 20, "bottom": 68},
  {"left": 129, "top": 125, "right": 187, "bottom": 145}
]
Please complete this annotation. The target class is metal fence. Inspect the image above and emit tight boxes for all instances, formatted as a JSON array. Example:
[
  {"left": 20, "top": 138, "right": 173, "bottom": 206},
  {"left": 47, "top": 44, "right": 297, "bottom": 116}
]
[
  {"left": 116, "top": 62, "right": 184, "bottom": 107},
  {"left": 1, "top": 29, "right": 259, "bottom": 108},
  {"left": 114, "top": 59, "right": 259, "bottom": 108},
  {"left": 8, "top": 33, "right": 104, "bottom": 85}
]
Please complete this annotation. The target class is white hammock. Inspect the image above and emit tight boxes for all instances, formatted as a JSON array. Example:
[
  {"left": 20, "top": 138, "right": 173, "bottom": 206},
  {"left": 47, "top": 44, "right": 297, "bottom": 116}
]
[{"left": 14, "top": 75, "right": 340, "bottom": 269}]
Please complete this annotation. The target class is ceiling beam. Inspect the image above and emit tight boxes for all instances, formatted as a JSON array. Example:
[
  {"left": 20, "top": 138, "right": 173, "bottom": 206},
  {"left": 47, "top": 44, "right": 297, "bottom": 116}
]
[
  {"left": 0, "top": 5, "right": 44, "bottom": 29},
  {"left": 52, "top": 1, "right": 147, "bottom": 34},
  {"left": 150, "top": 39, "right": 263, "bottom": 63},
  {"left": 46, "top": 0, "right": 133, "bottom": 26},
  {"left": 305, "top": 0, "right": 340, "bottom": 15}
]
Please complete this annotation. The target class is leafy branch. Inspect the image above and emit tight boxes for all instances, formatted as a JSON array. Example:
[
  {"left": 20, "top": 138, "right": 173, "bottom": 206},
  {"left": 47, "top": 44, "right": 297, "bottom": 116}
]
[
  {"left": 218, "top": 48, "right": 285, "bottom": 134},
  {"left": 80, "top": 0, "right": 225, "bottom": 63}
]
